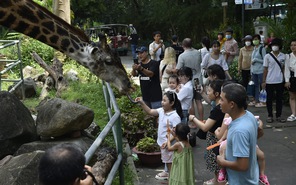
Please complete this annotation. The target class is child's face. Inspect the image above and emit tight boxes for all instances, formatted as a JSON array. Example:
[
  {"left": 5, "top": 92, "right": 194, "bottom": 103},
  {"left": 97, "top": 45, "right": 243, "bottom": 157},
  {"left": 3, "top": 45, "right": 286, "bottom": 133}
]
[
  {"left": 207, "top": 86, "right": 217, "bottom": 101},
  {"left": 162, "top": 94, "right": 173, "bottom": 111},
  {"left": 168, "top": 78, "right": 178, "bottom": 89}
]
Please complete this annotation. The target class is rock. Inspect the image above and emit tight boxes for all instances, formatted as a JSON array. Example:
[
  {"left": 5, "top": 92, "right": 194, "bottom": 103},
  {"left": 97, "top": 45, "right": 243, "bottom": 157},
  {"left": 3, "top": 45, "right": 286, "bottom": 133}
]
[
  {"left": 0, "top": 151, "right": 43, "bottom": 185},
  {"left": 0, "top": 91, "right": 38, "bottom": 159},
  {"left": 9, "top": 77, "right": 37, "bottom": 99},
  {"left": 14, "top": 136, "right": 94, "bottom": 156},
  {"left": 36, "top": 98, "right": 94, "bottom": 137},
  {"left": 22, "top": 65, "right": 38, "bottom": 78},
  {"left": 65, "top": 69, "right": 79, "bottom": 81}
]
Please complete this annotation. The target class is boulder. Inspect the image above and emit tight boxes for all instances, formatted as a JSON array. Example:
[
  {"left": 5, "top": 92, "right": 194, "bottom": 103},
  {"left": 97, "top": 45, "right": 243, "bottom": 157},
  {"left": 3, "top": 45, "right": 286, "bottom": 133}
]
[
  {"left": 9, "top": 77, "right": 37, "bottom": 99},
  {"left": 0, "top": 151, "right": 43, "bottom": 185},
  {"left": 0, "top": 91, "right": 38, "bottom": 159},
  {"left": 36, "top": 98, "right": 94, "bottom": 137},
  {"left": 14, "top": 136, "right": 94, "bottom": 156},
  {"left": 64, "top": 69, "right": 79, "bottom": 81}
]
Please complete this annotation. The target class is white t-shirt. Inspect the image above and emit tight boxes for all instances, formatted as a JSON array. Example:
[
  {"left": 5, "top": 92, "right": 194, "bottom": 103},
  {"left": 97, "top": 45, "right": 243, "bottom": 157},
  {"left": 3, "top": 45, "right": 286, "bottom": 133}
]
[
  {"left": 201, "top": 53, "right": 229, "bottom": 71},
  {"left": 149, "top": 42, "right": 165, "bottom": 61},
  {"left": 156, "top": 108, "right": 181, "bottom": 146},
  {"left": 284, "top": 53, "right": 296, "bottom": 82},
  {"left": 263, "top": 52, "right": 286, "bottom": 84},
  {"left": 176, "top": 81, "right": 193, "bottom": 110}
]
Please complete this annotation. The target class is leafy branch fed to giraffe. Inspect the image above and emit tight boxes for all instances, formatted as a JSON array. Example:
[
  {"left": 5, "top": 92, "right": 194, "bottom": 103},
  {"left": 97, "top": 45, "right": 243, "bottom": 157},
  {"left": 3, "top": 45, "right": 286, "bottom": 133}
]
[{"left": 0, "top": 0, "right": 133, "bottom": 96}]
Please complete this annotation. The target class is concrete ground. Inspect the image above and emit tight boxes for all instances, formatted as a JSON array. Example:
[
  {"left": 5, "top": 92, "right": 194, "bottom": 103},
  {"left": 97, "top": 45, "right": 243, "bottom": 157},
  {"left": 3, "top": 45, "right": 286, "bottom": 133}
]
[{"left": 120, "top": 54, "right": 296, "bottom": 185}]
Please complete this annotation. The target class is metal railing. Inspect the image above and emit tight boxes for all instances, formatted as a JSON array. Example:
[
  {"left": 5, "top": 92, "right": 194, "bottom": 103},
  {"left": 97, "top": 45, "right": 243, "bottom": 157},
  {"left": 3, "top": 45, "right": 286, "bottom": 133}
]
[
  {"left": 84, "top": 82, "right": 124, "bottom": 185},
  {"left": 0, "top": 40, "right": 24, "bottom": 98}
]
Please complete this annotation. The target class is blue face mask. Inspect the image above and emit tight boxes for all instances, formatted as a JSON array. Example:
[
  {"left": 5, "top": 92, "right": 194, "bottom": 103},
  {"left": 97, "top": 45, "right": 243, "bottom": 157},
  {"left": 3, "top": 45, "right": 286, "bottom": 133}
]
[{"left": 225, "top": 35, "right": 232, "bottom": 39}]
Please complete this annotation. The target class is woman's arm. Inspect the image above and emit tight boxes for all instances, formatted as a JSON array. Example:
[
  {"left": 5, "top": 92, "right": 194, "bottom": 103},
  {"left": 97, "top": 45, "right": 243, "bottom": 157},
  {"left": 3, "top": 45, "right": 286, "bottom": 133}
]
[{"left": 188, "top": 115, "right": 216, "bottom": 132}]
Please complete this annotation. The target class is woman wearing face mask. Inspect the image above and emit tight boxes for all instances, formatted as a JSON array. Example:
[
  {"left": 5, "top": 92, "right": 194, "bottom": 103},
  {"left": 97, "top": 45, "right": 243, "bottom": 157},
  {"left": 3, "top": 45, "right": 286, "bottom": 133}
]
[
  {"left": 238, "top": 35, "right": 254, "bottom": 100},
  {"left": 262, "top": 38, "right": 286, "bottom": 123},
  {"left": 251, "top": 34, "right": 267, "bottom": 107}
]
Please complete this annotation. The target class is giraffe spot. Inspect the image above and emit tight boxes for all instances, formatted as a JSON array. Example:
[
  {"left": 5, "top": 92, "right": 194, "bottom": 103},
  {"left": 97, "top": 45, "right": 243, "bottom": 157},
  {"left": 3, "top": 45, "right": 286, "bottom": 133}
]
[
  {"left": 0, "top": 1, "right": 12, "bottom": 8},
  {"left": 37, "top": 35, "right": 47, "bottom": 44},
  {"left": 49, "top": 35, "right": 59, "bottom": 44},
  {"left": 5, "top": 14, "right": 17, "bottom": 26},
  {"left": 61, "top": 39, "right": 70, "bottom": 51},
  {"left": 57, "top": 25, "right": 69, "bottom": 37},
  {"left": 14, "top": 21, "right": 29, "bottom": 34},
  {"left": 30, "top": 26, "right": 41, "bottom": 38},
  {"left": 69, "top": 48, "right": 74, "bottom": 53},
  {"left": 83, "top": 62, "right": 88, "bottom": 67},
  {"left": 42, "top": 28, "right": 50, "bottom": 35},
  {"left": 41, "top": 21, "right": 54, "bottom": 33},
  {"left": 89, "top": 62, "right": 95, "bottom": 66},
  {"left": 80, "top": 49, "right": 84, "bottom": 52},
  {"left": 71, "top": 35, "right": 80, "bottom": 43},
  {"left": 71, "top": 40, "right": 79, "bottom": 50},
  {"left": 17, "top": 5, "right": 39, "bottom": 23}
]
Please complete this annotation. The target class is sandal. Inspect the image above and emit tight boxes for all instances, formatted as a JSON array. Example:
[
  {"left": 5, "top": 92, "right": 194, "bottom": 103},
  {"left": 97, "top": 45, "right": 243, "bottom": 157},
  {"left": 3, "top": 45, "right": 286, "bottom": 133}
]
[
  {"left": 155, "top": 171, "right": 169, "bottom": 180},
  {"left": 266, "top": 117, "right": 273, "bottom": 123},
  {"left": 248, "top": 101, "right": 256, "bottom": 106}
]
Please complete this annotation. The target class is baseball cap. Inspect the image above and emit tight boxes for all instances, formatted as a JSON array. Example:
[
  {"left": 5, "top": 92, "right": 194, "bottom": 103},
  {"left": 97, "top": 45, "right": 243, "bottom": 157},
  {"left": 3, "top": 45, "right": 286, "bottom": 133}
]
[{"left": 136, "top": 46, "right": 148, "bottom": 53}]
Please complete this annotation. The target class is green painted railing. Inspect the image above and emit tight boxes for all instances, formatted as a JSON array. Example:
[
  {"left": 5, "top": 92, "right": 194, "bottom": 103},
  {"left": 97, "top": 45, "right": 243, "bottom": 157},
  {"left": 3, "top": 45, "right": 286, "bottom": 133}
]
[{"left": 84, "top": 82, "right": 124, "bottom": 185}]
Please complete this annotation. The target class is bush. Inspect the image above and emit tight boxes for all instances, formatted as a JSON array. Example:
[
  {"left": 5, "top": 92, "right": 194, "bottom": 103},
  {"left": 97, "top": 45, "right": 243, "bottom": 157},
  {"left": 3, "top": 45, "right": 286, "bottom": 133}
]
[{"left": 136, "top": 137, "right": 160, "bottom": 153}]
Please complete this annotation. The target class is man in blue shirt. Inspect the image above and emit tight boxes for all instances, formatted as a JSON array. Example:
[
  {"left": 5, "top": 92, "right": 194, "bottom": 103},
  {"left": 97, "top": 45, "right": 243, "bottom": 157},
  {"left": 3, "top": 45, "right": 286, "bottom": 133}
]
[{"left": 217, "top": 83, "right": 259, "bottom": 185}]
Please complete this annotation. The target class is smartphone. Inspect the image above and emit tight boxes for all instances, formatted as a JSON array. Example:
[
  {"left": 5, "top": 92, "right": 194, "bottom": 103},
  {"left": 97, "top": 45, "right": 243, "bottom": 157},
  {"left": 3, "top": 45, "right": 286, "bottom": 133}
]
[
  {"left": 133, "top": 59, "right": 139, "bottom": 64},
  {"left": 194, "top": 78, "right": 201, "bottom": 91}
]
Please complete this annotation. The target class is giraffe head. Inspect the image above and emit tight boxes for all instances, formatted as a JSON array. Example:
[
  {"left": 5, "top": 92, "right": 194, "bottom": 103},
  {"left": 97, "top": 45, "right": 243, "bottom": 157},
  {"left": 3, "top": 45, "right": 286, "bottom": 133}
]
[{"left": 0, "top": 0, "right": 133, "bottom": 94}]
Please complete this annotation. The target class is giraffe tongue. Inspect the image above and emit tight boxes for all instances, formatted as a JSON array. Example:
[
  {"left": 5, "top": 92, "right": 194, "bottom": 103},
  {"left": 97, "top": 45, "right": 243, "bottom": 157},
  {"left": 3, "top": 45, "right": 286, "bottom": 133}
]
[{"left": 127, "top": 94, "right": 138, "bottom": 104}]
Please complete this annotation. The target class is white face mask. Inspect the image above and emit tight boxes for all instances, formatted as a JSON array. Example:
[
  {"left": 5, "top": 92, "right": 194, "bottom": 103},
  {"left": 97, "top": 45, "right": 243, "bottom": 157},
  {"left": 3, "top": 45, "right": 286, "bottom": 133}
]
[
  {"left": 245, "top": 41, "right": 251, "bottom": 46},
  {"left": 272, "top": 46, "right": 279, "bottom": 51}
]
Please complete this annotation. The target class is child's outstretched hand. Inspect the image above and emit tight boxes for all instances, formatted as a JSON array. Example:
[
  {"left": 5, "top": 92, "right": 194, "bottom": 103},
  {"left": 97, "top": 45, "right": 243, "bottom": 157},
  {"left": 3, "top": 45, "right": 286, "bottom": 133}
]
[{"left": 135, "top": 97, "right": 142, "bottom": 103}]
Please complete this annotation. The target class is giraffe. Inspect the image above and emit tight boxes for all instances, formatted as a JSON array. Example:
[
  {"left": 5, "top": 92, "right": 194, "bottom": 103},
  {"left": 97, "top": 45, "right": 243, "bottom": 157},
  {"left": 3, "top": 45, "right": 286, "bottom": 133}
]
[{"left": 0, "top": 0, "right": 132, "bottom": 94}]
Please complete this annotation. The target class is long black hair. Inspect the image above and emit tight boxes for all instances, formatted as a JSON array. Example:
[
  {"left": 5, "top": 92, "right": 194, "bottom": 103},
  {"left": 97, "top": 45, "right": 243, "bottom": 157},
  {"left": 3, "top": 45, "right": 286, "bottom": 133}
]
[{"left": 164, "top": 91, "right": 183, "bottom": 119}]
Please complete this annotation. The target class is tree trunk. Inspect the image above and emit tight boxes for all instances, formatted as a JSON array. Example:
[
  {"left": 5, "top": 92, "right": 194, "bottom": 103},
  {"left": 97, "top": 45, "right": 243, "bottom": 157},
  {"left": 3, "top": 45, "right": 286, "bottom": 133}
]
[
  {"left": 31, "top": 52, "right": 68, "bottom": 99},
  {"left": 53, "top": 0, "right": 71, "bottom": 62}
]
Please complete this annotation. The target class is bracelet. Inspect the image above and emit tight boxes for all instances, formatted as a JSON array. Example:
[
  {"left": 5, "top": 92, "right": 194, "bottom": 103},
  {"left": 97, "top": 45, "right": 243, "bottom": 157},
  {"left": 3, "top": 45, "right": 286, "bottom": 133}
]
[{"left": 191, "top": 116, "right": 196, "bottom": 122}]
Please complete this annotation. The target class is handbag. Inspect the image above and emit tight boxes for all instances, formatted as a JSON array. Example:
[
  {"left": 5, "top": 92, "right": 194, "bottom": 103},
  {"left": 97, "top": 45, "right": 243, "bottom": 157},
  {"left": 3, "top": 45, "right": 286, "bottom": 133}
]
[{"left": 196, "top": 129, "right": 207, "bottom": 140}]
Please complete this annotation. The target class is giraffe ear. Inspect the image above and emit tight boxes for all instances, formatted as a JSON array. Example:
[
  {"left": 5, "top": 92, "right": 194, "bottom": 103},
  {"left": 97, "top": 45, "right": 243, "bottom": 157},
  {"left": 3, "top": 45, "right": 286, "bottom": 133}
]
[{"left": 98, "top": 33, "right": 110, "bottom": 51}]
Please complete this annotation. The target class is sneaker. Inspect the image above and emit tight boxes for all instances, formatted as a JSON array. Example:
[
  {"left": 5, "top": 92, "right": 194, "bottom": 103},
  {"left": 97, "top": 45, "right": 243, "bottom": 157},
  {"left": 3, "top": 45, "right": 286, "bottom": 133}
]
[
  {"left": 202, "top": 100, "right": 209, "bottom": 105},
  {"left": 287, "top": 114, "right": 296, "bottom": 122},
  {"left": 155, "top": 171, "right": 169, "bottom": 180},
  {"left": 255, "top": 102, "right": 266, "bottom": 108},
  {"left": 259, "top": 174, "right": 270, "bottom": 185},
  {"left": 203, "top": 178, "right": 217, "bottom": 185},
  {"left": 248, "top": 101, "right": 256, "bottom": 106},
  {"left": 217, "top": 168, "right": 227, "bottom": 182}
]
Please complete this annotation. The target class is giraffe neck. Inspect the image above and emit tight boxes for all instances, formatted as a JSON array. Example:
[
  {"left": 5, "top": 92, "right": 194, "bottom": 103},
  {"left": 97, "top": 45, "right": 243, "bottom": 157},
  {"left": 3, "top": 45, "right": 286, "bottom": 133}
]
[
  {"left": 0, "top": 0, "right": 132, "bottom": 94},
  {"left": 0, "top": 0, "right": 95, "bottom": 62}
]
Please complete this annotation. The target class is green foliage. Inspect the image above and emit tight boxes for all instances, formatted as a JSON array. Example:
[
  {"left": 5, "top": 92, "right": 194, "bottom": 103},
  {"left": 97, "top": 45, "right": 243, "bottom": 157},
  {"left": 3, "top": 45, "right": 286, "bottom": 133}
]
[
  {"left": 116, "top": 86, "right": 157, "bottom": 146},
  {"left": 136, "top": 137, "right": 160, "bottom": 153},
  {"left": 228, "top": 58, "right": 242, "bottom": 83},
  {"left": 21, "top": 37, "right": 54, "bottom": 67},
  {"left": 60, "top": 81, "right": 108, "bottom": 127}
]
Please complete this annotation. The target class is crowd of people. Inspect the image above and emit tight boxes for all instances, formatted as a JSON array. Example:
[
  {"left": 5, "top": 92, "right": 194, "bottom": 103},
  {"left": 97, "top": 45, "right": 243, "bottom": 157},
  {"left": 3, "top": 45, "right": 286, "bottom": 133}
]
[
  {"left": 129, "top": 28, "right": 296, "bottom": 185},
  {"left": 36, "top": 28, "right": 295, "bottom": 185}
]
